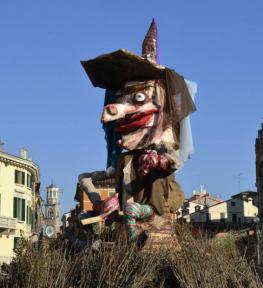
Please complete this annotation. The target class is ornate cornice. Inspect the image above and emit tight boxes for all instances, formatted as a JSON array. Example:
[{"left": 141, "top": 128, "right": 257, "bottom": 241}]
[{"left": 0, "top": 152, "right": 40, "bottom": 182}]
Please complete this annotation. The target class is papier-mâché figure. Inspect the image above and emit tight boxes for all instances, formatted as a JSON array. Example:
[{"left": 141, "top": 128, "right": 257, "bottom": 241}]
[{"left": 79, "top": 19, "right": 197, "bottom": 247}]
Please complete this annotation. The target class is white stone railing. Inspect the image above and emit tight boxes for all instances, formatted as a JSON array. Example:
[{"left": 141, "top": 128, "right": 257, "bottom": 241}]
[
  {"left": 25, "top": 224, "right": 32, "bottom": 234},
  {"left": 0, "top": 216, "right": 17, "bottom": 230},
  {"left": 0, "top": 256, "right": 12, "bottom": 265}
]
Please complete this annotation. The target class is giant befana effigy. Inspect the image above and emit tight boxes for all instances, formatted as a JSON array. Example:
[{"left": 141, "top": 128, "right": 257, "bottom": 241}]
[{"left": 75, "top": 19, "right": 197, "bottom": 249}]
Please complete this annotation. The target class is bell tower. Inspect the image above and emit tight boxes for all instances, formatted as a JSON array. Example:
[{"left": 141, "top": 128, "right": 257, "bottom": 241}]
[{"left": 44, "top": 183, "right": 61, "bottom": 238}]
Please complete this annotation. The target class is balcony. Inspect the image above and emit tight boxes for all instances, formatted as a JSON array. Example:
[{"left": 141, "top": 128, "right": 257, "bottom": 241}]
[
  {"left": 0, "top": 256, "right": 12, "bottom": 265},
  {"left": 0, "top": 216, "right": 17, "bottom": 235}
]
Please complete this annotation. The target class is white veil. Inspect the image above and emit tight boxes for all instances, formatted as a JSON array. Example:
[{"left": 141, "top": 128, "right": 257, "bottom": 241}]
[{"left": 178, "top": 79, "right": 197, "bottom": 166}]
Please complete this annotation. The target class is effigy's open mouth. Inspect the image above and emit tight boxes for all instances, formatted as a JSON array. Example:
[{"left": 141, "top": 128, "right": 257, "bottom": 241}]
[{"left": 116, "top": 109, "right": 158, "bottom": 134}]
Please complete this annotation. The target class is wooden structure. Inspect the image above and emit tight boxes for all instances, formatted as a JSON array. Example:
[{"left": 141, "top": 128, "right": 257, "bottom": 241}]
[{"left": 74, "top": 178, "right": 115, "bottom": 211}]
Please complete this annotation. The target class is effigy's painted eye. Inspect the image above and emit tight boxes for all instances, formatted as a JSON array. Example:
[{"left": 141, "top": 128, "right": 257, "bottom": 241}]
[{"left": 134, "top": 93, "right": 146, "bottom": 103}]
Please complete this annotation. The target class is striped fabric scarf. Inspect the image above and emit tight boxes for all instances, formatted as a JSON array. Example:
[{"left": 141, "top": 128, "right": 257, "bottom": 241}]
[{"left": 124, "top": 203, "right": 153, "bottom": 239}]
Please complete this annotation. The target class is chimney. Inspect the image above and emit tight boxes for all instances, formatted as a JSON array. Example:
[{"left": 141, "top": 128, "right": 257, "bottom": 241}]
[
  {"left": 0, "top": 140, "right": 4, "bottom": 152},
  {"left": 20, "top": 148, "right": 27, "bottom": 159}
]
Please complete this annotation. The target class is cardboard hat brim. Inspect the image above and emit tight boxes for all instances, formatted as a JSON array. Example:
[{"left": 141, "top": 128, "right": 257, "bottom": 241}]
[{"left": 81, "top": 49, "right": 164, "bottom": 91}]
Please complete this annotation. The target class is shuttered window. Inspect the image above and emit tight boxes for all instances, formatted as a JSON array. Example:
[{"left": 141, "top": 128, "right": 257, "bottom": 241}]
[
  {"left": 15, "top": 170, "right": 25, "bottom": 185},
  {"left": 27, "top": 174, "right": 33, "bottom": 189},
  {"left": 13, "top": 197, "right": 25, "bottom": 221},
  {"left": 26, "top": 206, "right": 34, "bottom": 226},
  {"left": 31, "top": 209, "right": 35, "bottom": 230},
  {"left": 14, "top": 237, "right": 20, "bottom": 249},
  {"left": 26, "top": 206, "right": 30, "bottom": 224}
]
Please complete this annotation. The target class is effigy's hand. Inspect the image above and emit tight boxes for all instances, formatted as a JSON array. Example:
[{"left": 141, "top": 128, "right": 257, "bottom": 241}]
[
  {"left": 138, "top": 150, "right": 171, "bottom": 176},
  {"left": 100, "top": 195, "right": 120, "bottom": 219},
  {"left": 158, "top": 154, "right": 171, "bottom": 171},
  {"left": 138, "top": 150, "right": 159, "bottom": 176}
]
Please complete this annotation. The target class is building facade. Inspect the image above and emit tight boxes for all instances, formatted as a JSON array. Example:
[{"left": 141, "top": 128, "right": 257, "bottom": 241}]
[
  {"left": 0, "top": 147, "right": 41, "bottom": 264},
  {"left": 190, "top": 191, "right": 258, "bottom": 224},
  {"left": 189, "top": 186, "right": 223, "bottom": 207},
  {"left": 176, "top": 200, "right": 205, "bottom": 222}
]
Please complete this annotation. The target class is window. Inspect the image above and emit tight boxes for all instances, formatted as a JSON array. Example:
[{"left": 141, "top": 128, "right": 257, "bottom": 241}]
[
  {"left": 15, "top": 170, "right": 25, "bottom": 185},
  {"left": 13, "top": 197, "right": 25, "bottom": 221},
  {"left": 27, "top": 174, "right": 33, "bottom": 189},
  {"left": 232, "top": 213, "right": 237, "bottom": 222},
  {"left": 231, "top": 201, "right": 236, "bottom": 207},
  {"left": 32, "top": 210, "right": 35, "bottom": 230},
  {"left": 14, "top": 237, "right": 20, "bottom": 250},
  {"left": 220, "top": 212, "right": 226, "bottom": 223},
  {"left": 47, "top": 207, "right": 54, "bottom": 219},
  {"left": 195, "top": 205, "right": 201, "bottom": 212},
  {"left": 26, "top": 206, "right": 32, "bottom": 225},
  {"left": 27, "top": 206, "right": 35, "bottom": 229},
  {"left": 184, "top": 201, "right": 190, "bottom": 208},
  {"left": 206, "top": 213, "right": 210, "bottom": 221},
  {"left": 182, "top": 208, "right": 189, "bottom": 216},
  {"left": 26, "top": 206, "right": 29, "bottom": 224}
]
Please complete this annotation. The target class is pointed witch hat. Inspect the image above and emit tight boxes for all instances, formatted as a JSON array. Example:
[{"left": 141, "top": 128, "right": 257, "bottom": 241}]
[
  {"left": 81, "top": 19, "right": 165, "bottom": 91},
  {"left": 142, "top": 18, "right": 158, "bottom": 64},
  {"left": 81, "top": 49, "right": 164, "bottom": 91}
]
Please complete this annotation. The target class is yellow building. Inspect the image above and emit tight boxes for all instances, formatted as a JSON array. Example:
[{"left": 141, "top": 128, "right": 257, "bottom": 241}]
[
  {"left": 176, "top": 200, "right": 205, "bottom": 222},
  {"left": 0, "top": 146, "right": 41, "bottom": 264}
]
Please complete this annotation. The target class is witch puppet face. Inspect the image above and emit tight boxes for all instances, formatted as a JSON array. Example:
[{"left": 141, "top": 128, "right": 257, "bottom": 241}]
[
  {"left": 101, "top": 80, "right": 167, "bottom": 151},
  {"left": 81, "top": 20, "right": 196, "bottom": 172}
]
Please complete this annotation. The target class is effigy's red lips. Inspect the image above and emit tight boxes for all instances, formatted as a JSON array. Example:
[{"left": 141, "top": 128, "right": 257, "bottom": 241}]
[{"left": 116, "top": 109, "right": 157, "bottom": 134}]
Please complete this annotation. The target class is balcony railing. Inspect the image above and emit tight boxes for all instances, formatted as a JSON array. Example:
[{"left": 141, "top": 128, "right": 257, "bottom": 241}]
[
  {"left": 0, "top": 216, "right": 17, "bottom": 234},
  {"left": 0, "top": 256, "right": 13, "bottom": 265}
]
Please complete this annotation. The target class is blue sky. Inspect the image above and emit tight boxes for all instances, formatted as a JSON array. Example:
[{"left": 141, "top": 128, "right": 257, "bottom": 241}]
[{"left": 1, "top": 1, "right": 263, "bottom": 213}]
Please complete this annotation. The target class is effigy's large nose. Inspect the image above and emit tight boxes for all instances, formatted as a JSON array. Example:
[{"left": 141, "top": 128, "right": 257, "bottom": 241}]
[
  {"left": 101, "top": 104, "right": 122, "bottom": 123},
  {"left": 107, "top": 105, "right": 118, "bottom": 115},
  {"left": 101, "top": 103, "right": 136, "bottom": 123}
]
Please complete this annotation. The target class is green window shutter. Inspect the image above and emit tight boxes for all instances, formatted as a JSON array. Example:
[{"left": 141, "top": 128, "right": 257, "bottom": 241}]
[
  {"left": 13, "top": 197, "right": 17, "bottom": 218},
  {"left": 15, "top": 198, "right": 19, "bottom": 219},
  {"left": 22, "top": 172, "right": 25, "bottom": 185},
  {"left": 17, "top": 199, "right": 21, "bottom": 220},
  {"left": 22, "top": 199, "right": 25, "bottom": 221},
  {"left": 26, "top": 206, "right": 29, "bottom": 224},
  {"left": 31, "top": 210, "right": 35, "bottom": 230},
  {"left": 15, "top": 170, "right": 19, "bottom": 183}
]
